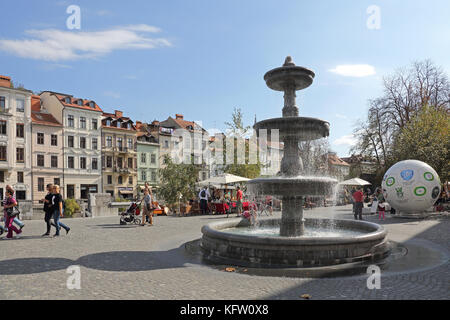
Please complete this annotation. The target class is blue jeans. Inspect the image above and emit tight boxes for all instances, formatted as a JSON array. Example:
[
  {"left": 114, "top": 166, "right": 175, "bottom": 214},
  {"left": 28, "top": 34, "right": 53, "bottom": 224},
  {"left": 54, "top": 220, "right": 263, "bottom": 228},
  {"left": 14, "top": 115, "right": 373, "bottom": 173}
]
[{"left": 53, "top": 210, "right": 69, "bottom": 235}]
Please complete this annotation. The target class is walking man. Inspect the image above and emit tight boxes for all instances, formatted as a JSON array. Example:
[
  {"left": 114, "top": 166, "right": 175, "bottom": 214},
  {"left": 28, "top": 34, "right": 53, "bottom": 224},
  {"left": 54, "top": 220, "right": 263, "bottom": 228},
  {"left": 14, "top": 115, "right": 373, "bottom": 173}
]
[
  {"left": 198, "top": 187, "right": 210, "bottom": 215},
  {"left": 352, "top": 187, "right": 364, "bottom": 220}
]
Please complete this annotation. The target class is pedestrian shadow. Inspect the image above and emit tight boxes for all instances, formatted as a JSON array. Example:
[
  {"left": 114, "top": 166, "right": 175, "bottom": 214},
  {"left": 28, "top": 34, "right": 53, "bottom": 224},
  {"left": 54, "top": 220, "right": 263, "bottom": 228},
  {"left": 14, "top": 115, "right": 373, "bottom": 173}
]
[{"left": 0, "top": 244, "right": 193, "bottom": 275}]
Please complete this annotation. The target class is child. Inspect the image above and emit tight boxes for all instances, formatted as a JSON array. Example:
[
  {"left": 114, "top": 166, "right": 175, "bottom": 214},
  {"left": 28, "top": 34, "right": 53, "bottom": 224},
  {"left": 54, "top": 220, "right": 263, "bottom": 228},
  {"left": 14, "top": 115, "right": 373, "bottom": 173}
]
[{"left": 377, "top": 190, "right": 386, "bottom": 220}]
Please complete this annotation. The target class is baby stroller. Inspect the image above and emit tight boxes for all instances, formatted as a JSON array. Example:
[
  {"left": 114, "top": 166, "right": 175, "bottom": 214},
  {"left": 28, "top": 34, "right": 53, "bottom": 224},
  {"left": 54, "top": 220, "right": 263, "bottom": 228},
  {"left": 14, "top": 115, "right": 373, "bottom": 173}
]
[{"left": 120, "top": 200, "right": 142, "bottom": 225}]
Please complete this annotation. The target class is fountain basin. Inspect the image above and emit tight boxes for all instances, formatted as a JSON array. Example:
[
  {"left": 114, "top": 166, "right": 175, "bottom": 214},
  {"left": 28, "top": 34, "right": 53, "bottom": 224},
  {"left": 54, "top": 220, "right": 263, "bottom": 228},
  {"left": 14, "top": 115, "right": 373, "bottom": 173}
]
[
  {"left": 247, "top": 176, "right": 338, "bottom": 197},
  {"left": 254, "top": 117, "right": 330, "bottom": 141},
  {"left": 201, "top": 218, "right": 390, "bottom": 268}
]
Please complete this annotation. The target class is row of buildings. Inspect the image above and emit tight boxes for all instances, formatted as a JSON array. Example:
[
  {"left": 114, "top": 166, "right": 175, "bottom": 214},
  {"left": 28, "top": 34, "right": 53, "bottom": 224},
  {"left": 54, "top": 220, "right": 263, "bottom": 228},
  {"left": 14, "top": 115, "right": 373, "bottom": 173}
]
[{"left": 0, "top": 74, "right": 363, "bottom": 204}]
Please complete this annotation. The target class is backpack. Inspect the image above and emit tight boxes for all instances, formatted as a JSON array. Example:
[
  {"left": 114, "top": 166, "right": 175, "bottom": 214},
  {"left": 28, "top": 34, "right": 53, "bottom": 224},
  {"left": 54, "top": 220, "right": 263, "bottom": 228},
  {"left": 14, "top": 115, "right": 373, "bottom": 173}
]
[{"left": 201, "top": 190, "right": 206, "bottom": 198}]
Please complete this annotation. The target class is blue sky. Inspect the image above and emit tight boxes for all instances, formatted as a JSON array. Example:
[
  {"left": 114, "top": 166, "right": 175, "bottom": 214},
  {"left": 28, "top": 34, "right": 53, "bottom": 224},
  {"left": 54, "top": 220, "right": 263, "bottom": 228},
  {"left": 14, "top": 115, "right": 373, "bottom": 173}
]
[{"left": 1, "top": 0, "right": 449, "bottom": 157}]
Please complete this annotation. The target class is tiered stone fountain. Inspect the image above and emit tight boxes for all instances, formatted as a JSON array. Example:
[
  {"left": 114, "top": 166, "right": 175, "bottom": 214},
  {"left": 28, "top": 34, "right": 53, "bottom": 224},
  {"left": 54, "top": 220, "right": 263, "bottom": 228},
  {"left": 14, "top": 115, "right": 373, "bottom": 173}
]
[{"left": 201, "top": 57, "right": 390, "bottom": 268}]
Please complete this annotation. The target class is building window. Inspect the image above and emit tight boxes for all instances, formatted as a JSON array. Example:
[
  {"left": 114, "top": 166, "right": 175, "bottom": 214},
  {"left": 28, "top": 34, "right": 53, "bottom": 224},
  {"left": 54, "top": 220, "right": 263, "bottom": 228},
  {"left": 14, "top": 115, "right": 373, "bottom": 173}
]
[
  {"left": 80, "top": 157, "right": 86, "bottom": 169},
  {"left": 80, "top": 117, "right": 86, "bottom": 129},
  {"left": 68, "top": 156, "right": 74, "bottom": 169},
  {"left": 92, "top": 119, "right": 98, "bottom": 130},
  {"left": 80, "top": 137, "right": 86, "bottom": 149},
  {"left": 51, "top": 135, "right": 57, "bottom": 146},
  {"left": 202, "top": 172, "right": 207, "bottom": 181},
  {"left": 37, "top": 154, "right": 44, "bottom": 167},
  {"left": 117, "top": 138, "right": 123, "bottom": 150},
  {"left": 54, "top": 178, "right": 60, "bottom": 186},
  {"left": 68, "top": 136, "right": 74, "bottom": 148},
  {"left": 128, "top": 158, "right": 133, "bottom": 169},
  {"left": 118, "top": 176, "right": 123, "bottom": 184},
  {"left": 89, "top": 102, "right": 95, "bottom": 108},
  {"left": 128, "top": 138, "right": 133, "bottom": 149},
  {"left": 141, "top": 153, "right": 146, "bottom": 164},
  {"left": 141, "top": 171, "right": 147, "bottom": 181},
  {"left": 106, "top": 156, "right": 112, "bottom": 168},
  {"left": 92, "top": 158, "right": 98, "bottom": 170},
  {"left": 16, "top": 148, "right": 24, "bottom": 163},
  {"left": 107, "top": 175, "right": 112, "bottom": 185},
  {"left": 0, "top": 96, "right": 5, "bottom": 110},
  {"left": 68, "top": 115, "right": 74, "bottom": 127},
  {"left": 151, "top": 154, "right": 156, "bottom": 164},
  {"left": 16, "top": 191, "right": 26, "bottom": 200},
  {"left": 65, "top": 97, "right": 71, "bottom": 104},
  {"left": 77, "top": 100, "right": 82, "bottom": 106},
  {"left": 92, "top": 138, "right": 98, "bottom": 150},
  {"left": 38, "top": 178, "right": 45, "bottom": 192},
  {"left": 0, "top": 120, "right": 6, "bottom": 135},
  {"left": 16, "top": 124, "right": 24, "bottom": 138},
  {"left": 164, "top": 140, "right": 169, "bottom": 148},
  {"left": 128, "top": 176, "right": 133, "bottom": 185},
  {"left": 117, "top": 157, "right": 123, "bottom": 168},
  {"left": 106, "top": 136, "right": 112, "bottom": 147},
  {"left": 17, "top": 171, "right": 24, "bottom": 183},
  {"left": 16, "top": 99, "right": 25, "bottom": 112},
  {"left": 106, "top": 119, "right": 111, "bottom": 126},
  {"left": 151, "top": 171, "right": 157, "bottom": 182},
  {"left": 0, "top": 146, "right": 6, "bottom": 161},
  {"left": 37, "top": 133, "right": 44, "bottom": 145},
  {"left": 0, "top": 171, "right": 4, "bottom": 182},
  {"left": 51, "top": 156, "right": 58, "bottom": 168}
]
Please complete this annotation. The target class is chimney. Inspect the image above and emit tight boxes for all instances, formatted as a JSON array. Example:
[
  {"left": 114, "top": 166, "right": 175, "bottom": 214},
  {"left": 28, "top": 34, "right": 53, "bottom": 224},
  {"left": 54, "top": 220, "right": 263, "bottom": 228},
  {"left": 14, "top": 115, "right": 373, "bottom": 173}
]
[
  {"left": 135, "top": 121, "right": 142, "bottom": 129},
  {"left": 114, "top": 110, "right": 123, "bottom": 118},
  {"left": 152, "top": 120, "right": 160, "bottom": 126},
  {"left": 175, "top": 114, "right": 184, "bottom": 120},
  {"left": 0, "top": 75, "right": 11, "bottom": 88}
]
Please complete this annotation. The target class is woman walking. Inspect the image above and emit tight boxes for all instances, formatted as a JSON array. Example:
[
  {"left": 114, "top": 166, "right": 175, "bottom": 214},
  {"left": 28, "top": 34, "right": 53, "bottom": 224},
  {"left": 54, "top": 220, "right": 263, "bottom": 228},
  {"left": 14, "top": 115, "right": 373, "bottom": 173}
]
[
  {"left": 3, "top": 189, "right": 22, "bottom": 240},
  {"left": 141, "top": 188, "right": 154, "bottom": 226},
  {"left": 51, "top": 185, "right": 70, "bottom": 237}
]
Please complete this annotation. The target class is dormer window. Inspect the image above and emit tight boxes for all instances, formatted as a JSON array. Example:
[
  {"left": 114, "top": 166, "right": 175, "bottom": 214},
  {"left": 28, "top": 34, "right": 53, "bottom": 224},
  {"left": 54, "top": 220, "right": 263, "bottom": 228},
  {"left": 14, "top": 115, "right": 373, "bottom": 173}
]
[
  {"left": 77, "top": 100, "right": 82, "bottom": 106},
  {"left": 89, "top": 101, "right": 95, "bottom": 108},
  {"left": 106, "top": 119, "right": 111, "bottom": 126},
  {"left": 127, "top": 123, "right": 131, "bottom": 129},
  {"left": 65, "top": 97, "right": 71, "bottom": 104}
]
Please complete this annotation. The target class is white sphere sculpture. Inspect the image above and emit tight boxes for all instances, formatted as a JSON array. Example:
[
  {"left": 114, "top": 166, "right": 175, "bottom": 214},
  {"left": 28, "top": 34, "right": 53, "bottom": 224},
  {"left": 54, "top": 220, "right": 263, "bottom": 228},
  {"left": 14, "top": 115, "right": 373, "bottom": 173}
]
[{"left": 382, "top": 160, "right": 441, "bottom": 217}]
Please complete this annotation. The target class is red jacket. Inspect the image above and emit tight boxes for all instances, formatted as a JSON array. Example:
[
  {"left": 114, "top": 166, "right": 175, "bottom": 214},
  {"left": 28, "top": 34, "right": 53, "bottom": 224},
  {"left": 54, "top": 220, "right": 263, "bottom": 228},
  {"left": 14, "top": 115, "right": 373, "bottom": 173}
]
[{"left": 353, "top": 190, "right": 364, "bottom": 203}]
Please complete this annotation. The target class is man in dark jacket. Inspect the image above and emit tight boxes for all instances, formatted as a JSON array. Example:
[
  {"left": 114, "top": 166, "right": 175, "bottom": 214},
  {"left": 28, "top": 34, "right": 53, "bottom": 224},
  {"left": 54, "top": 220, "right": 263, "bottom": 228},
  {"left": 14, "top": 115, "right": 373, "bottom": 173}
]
[{"left": 42, "top": 184, "right": 54, "bottom": 237}]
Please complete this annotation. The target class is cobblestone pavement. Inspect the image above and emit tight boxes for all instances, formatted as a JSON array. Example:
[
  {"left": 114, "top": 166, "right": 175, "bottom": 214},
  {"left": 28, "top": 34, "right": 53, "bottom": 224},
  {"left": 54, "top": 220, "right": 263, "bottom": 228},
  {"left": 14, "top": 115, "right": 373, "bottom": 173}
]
[{"left": 0, "top": 206, "right": 448, "bottom": 300}]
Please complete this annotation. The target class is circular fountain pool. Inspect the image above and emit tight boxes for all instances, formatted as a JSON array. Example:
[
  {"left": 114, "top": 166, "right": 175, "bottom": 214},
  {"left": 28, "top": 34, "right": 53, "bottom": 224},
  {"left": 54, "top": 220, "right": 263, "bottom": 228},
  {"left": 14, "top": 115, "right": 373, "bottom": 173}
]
[{"left": 201, "top": 218, "right": 390, "bottom": 268}]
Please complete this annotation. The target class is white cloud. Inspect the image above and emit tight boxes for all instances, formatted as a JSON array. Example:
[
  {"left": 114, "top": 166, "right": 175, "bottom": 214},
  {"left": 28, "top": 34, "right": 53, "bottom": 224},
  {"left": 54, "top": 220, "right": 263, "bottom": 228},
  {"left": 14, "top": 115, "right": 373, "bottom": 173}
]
[
  {"left": 333, "top": 134, "right": 357, "bottom": 146},
  {"left": 0, "top": 24, "right": 171, "bottom": 62},
  {"left": 329, "top": 64, "right": 376, "bottom": 77}
]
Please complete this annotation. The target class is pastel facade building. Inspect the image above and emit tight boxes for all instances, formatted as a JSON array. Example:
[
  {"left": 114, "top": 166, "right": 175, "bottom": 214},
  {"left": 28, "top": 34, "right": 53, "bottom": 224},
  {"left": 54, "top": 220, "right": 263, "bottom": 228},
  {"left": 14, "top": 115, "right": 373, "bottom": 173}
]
[
  {"left": 40, "top": 91, "right": 103, "bottom": 199},
  {"left": 0, "top": 75, "right": 33, "bottom": 201},
  {"left": 136, "top": 121, "right": 160, "bottom": 190},
  {"left": 101, "top": 110, "right": 138, "bottom": 199},
  {"left": 30, "top": 95, "right": 64, "bottom": 201}
]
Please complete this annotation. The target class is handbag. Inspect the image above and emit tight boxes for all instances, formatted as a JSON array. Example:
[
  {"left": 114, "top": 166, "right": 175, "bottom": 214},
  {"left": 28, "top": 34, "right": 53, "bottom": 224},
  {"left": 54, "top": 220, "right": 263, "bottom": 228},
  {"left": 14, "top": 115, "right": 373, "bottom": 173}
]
[{"left": 7, "top": 206, "right": 20, "bottom": 218}]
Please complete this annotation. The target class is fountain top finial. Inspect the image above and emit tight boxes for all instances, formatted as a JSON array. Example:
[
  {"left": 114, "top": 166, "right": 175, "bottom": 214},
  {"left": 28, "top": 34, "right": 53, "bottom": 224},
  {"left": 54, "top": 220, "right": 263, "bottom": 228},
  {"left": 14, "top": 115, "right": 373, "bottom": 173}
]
[{"left": 283, "top": 56, "right": 295, "bottom": 67}]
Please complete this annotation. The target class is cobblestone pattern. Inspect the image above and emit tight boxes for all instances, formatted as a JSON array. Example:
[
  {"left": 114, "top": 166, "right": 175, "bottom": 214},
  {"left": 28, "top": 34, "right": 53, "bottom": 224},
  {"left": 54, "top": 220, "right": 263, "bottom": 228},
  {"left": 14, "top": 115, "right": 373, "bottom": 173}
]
[{"left": 0, "top": 206, "right": 448, "bottom": 300}]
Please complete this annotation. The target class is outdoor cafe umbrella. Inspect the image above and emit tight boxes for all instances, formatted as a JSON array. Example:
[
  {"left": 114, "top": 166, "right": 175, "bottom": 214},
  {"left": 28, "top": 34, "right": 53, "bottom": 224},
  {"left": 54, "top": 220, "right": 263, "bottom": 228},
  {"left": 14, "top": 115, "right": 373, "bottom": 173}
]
[
  {"left": 197, "top": 173, "right": 250, "bottom": 186},
  {"left": 338, "top": 178, "right": 372, "bottom": 186}
]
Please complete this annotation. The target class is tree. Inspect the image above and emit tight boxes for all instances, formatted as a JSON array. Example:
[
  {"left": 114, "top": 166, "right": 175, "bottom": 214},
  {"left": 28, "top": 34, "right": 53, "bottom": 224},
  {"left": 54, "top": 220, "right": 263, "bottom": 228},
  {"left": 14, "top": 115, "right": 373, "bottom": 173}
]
[
  {"left": 352, "top": 60, "right": 450, "bottom": 173},
  {"left": 392, "top": 106, "right": 450, "bottom": 182},
  {"left": 158, "top": 154, "right": 200, "bottom": 208},
  {"left": 298, "top": 138, "right": 331, "bottom": 175},
  {"left": 222, "top": 107, "right": 263, "bottom": 179}
]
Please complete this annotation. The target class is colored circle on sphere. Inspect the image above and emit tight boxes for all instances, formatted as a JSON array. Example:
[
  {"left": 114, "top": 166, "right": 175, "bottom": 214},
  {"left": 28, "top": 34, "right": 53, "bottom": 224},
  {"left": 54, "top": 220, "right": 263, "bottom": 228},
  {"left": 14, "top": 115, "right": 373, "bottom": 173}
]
[{"left": 381, "top": 160, "right": 441, "bottom": 213}]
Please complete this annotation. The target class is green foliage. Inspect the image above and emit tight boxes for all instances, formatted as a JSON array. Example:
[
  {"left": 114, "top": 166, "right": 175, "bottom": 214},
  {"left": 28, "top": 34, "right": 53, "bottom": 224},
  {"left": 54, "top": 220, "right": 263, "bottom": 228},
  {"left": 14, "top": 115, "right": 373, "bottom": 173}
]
[
  {"left": 392, "top": 106, "right": 450, "bottom": 182},
  {"left": 158, "top": 154, "right": 200, "bottom": 207},
  {"left": 223, "top": 107, "right": 263, "bottom": 179},
  {"left": 64, "top": 198, "right": 80, "bottom": 217}
]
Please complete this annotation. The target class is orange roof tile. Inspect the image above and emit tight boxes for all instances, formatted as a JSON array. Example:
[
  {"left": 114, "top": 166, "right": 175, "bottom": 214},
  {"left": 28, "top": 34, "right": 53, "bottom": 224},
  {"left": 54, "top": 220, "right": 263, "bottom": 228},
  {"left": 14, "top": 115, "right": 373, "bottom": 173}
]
[{"left": 54, "top": 94, "right": 103, "bottom": 112}]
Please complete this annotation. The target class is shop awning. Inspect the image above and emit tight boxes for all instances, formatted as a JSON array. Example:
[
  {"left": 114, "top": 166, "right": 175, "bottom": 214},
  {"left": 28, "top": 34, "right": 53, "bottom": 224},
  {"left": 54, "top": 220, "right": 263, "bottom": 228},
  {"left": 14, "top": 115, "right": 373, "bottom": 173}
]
[{"left": 119, "top": 190, "right": 134, "bottom": 194}]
